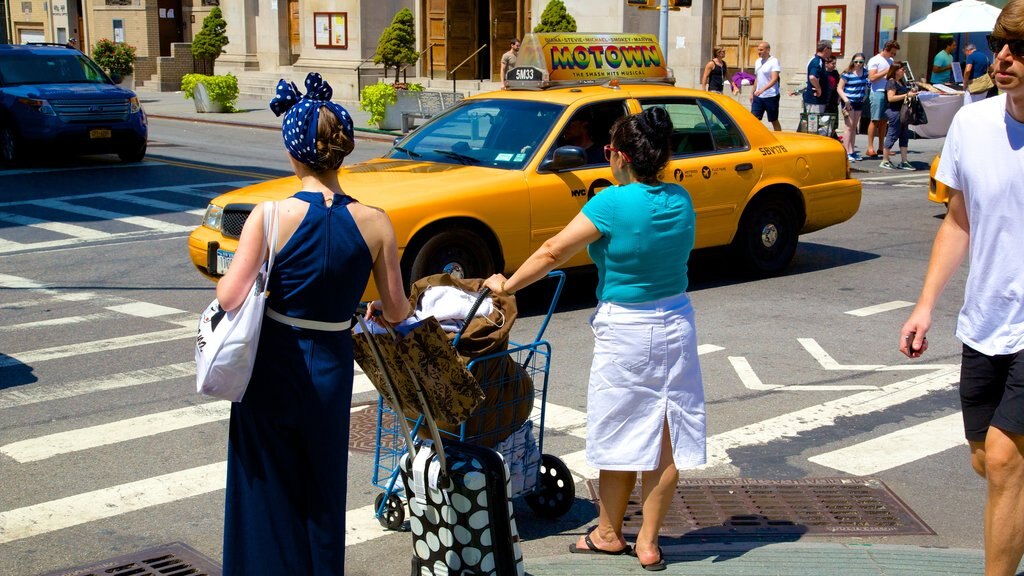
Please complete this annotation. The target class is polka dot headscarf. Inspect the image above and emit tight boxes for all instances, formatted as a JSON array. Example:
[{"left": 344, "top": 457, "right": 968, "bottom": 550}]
[{"left": 269, "top": 72, "right": 354, "bottom": 171}]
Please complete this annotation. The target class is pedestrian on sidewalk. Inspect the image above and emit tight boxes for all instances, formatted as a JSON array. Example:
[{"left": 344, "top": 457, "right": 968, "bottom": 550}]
[
  {"left": 804, "top": 40, "right": 833, "bottom": 114},
  {"left": 824, "top": 56, "right": 842, "bottom": 137},
  {"left": 501, "top": 38, "right": 521, "bottom": 89},
  {"left": 964, "top": 42, "right": 994, "bottom": 104},
  {"left": 217, "top": 72, "right": 410, "bottom": 575},
  {"left": 880, "top": 62, "right": 917, "bottom": 170},
  {"left": 930, "top": 36, "right": 958, "bottom": 85},
  {"left": 838, "top": 52, "right": 869, "bottom": 160},
  {"left": 866, "top": 40, "right": 900, "bottom": 158},
  {"left": 701, "top": 46, "right": 735, "bottom": 94},
  {"left": 483, "top": 106, "right": 706, "bottom": 573},
  {"left": 901, "top": 4, "right": 1024, "bottom": 576},
  {"left": 751, "top": 42, "right": 783, "bottom": 131}
]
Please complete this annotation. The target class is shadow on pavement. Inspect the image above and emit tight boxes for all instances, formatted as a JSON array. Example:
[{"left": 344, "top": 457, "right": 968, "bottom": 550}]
[
  {"left": 516, "top": 496, "right": 599, "bottom": 542},
  {"left": 0, "top": 354, "right": 38, "bottom": 388}
]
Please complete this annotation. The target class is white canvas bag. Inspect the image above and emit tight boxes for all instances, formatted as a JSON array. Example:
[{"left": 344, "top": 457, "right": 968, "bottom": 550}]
[{"left": 195, "top": 201, "right": 279, "bottom": 402}]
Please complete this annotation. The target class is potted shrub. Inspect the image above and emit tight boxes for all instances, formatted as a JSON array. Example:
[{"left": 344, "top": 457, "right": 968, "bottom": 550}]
[
  {"left": 181, "top": 73, "right": 239, "bottom": 113},
  {"left": 92, "top": 38, "right": 137, "bottom": 88},
  {"left": 359, "top": 81, "right": 423, "bottom": 130},
  {"left": 374, "top": 8, "right": 418, "bottom": 82},
  {"left": 191, "top": 7, "right": 229, "bottom": 75},
  {"left": 533, "top": 0, "right": 578, "bottom": 32}
]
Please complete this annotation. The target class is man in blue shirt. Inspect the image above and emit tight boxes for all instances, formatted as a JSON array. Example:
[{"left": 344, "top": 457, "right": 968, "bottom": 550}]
[
  {"left": 930, "top": 37, "right": 957, "bottom": 84},
  {"left": 964, "top": 43, "right": 991, "bottom": 80},
  {"left": 804, "top": 40, "right": 832, "bottom": 113}
]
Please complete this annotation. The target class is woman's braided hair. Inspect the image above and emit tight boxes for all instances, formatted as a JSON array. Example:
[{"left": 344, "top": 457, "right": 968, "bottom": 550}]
[
  {"left": 314, "top": 106, "right": 355, "bottom": 171},
  {"left": 610, "top": 106, "right": 674, "bottom": 185}
]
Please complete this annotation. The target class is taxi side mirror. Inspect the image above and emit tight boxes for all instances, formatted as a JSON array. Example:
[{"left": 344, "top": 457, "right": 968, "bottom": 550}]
[{"left": 539, "top": 146, "right": 587, "bottom": 173}]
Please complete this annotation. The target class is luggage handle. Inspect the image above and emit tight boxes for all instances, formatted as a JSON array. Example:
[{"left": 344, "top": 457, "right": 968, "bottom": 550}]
[{"left": 451, "top": 287, "right": 491, "bottom": 348}]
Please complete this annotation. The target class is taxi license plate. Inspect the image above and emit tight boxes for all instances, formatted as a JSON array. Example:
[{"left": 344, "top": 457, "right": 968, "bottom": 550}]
[
  {"left": 89, "top": 129, "right": 112, "bottom": 139},
  {"left": 216, "top": 249, "right": 234, "bottom": 275}
]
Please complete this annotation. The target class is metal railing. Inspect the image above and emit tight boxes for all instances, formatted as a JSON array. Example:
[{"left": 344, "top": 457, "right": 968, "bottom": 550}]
[
  {"left": 398, "top": 43, "right": 437, "bottom": 82},
  {"left": 355, "top": 55, "right": 385, "bottom": 97},
  {"left": 448, "top": 43, "right": 487, "bottom": 94}
]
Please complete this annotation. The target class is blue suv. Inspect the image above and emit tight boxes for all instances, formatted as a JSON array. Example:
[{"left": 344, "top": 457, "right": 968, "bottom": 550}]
[{"left": 0, "top": 43, "right": 148, "bottom": 166}]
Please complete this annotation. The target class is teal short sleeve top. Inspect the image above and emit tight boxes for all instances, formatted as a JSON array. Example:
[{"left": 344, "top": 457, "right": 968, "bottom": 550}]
[{"left": 581, "top": 181, "right": 695, "bottom": 303}]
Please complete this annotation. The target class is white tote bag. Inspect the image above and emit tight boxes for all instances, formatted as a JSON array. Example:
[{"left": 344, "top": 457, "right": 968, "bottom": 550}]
[{"left": 195, "top": 201, "right": 279, "bottom": 402}]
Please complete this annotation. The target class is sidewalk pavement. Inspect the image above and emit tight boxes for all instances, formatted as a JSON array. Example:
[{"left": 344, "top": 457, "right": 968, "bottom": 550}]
[{"left": 139, "top": 88, "right": 966, "bottom": 575}]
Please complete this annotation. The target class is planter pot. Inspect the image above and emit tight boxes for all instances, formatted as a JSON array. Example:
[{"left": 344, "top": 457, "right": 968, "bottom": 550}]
[
  {"left": 378, "top": 91, "right": 419, "bottom": 131},
  {"left": 193, "top": 82, "right": 229, "bottom": 113},
  {"left": 116, "top": 73, "right": 134, "bottom": 91}
]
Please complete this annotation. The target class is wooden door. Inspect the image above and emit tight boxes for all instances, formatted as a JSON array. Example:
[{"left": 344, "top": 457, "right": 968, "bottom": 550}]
[
  {"left": 447, "top": 0, "right": 477, "bottom": 79},
  {"left": 715, "top": 0, "right": 764, "bottom": 70},
  {"left": 289, "top": 0, "right": 300, "bottom": 64},
  {"left": 490, "top": 0, "right": 518, "bottom": 81},
  {"left": 427, "top": 0, "right": 447, "bottom": 77},
  {"left": 157, "top": 0, "right": 183, "bottom": 57}
]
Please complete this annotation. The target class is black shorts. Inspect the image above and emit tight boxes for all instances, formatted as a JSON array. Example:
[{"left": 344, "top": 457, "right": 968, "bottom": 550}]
[
  {"left": 751, "top": 95, "right": 780, "bottom": 122},
  {"left": 959, "top": 344, "right": 1024, "bottom": 441}
]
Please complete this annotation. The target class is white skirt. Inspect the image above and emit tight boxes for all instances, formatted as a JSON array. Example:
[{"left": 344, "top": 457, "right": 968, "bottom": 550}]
[{"left": 586, "top": 291, "right": 706, "bottom": 471}]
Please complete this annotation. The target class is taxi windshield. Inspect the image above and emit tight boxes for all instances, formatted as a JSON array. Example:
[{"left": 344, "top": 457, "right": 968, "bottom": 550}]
[{"left": 387, "top": 98, "right": 564, "bottom": 170}]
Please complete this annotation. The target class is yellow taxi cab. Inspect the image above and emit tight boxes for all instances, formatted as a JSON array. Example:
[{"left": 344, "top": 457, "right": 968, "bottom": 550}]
[
  {"left": 189, "top": 33, "right": 861, "bottom": 299},
  {"left": 928, "top": 154, "right": 951, "bottom": 205}
]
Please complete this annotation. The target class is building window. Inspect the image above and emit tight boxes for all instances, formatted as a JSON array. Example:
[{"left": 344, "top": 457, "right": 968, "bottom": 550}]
[
  {"left": 314, "top": 12, "right": 348, "bottom": 49},
  {"left": 201, "top": 0, "right": 219, "bottom": 5},
  {"left": 113, "top": 19, "right": 125, "bottom": 43},
  {"left": 105, "top": 0, "right": 133, "bottom": 5},
  {"left": 21, "top": 2, "right": 31, "bottom": 14}
]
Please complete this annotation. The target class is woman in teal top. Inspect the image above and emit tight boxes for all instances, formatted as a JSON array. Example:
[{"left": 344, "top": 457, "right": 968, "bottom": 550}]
[{"left": 485, "top": 106, "right": 706, "bottom": 572}]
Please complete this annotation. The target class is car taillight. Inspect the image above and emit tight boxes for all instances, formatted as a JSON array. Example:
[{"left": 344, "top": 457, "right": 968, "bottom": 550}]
[
  {"left": 129, "top": 96, "right": 142, "bottom": 114},
  {"left": 17, "top": 97, "right": 55, "bottom": 115}
]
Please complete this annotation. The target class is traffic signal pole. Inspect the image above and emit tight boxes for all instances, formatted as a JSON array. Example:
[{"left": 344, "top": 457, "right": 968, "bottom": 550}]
[{"left": 658, "top": 0, "right": 669, "bottom": 58}]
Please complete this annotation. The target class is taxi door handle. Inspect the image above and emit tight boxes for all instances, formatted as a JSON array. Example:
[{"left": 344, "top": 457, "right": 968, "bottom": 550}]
[{"left": 735, "top": 163, "right": 753, "bottom": 172}]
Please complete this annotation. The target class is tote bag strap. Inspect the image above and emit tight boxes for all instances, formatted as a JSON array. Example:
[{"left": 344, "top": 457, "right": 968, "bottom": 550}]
[{"left": 262, "top": 201, "right": 279, "bottom": 277}]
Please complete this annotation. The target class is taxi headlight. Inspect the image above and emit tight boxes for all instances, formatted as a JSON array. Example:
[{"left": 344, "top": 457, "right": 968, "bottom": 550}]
[{"left": 203, "top": 204, "right": 223, "bottom": 231}]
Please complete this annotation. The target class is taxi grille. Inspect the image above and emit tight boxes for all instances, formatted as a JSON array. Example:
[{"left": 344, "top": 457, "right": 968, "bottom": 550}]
[
  {"left": 222, "top": 204, "right": 255, "bottom": 239},
  {"left": 50, "top": 98, "right": 130, "bottom": 123}
]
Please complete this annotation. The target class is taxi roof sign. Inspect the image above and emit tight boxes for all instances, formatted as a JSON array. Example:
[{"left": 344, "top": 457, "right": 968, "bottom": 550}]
[{"left": 505, "top": 33, "right": 674, "bottom": 90}]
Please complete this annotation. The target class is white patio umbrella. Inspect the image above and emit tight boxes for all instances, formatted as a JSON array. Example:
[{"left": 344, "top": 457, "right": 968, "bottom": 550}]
[{"left": 903, "top": 0, "right": 1001, "bottom": 33}]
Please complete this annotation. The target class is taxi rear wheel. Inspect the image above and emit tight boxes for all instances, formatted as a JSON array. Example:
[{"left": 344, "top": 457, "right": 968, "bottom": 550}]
[
  {"left": 408, "top": 229, "right": 496, "bottom": 284},
  {"left": 734, "top": 195, "right": 798, "bottom": 276}
]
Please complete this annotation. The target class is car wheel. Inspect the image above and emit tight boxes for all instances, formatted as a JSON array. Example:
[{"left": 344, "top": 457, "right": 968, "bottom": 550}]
[
  {"left": 0, "top": 125, "right": 20, "bottom": 166},
  {"left": 118, "top": 141, "right": 147, "bottom": 163},
  {"left": 733, "top": 195, "right": 798, "bottom": 276},
  {"left": 408, "top": 229, "right": 496, "bottom": 284}
]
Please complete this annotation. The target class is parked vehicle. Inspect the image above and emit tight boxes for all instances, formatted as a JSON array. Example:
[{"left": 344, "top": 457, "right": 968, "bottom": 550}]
[
  {"left": 0, "top": 43, "right": 148, "bottom": 166},
  {"left": 189, "top": 33, "right": 862, "bottom": 299}
]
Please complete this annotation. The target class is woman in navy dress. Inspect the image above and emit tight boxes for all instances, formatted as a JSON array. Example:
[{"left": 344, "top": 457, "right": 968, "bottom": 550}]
[{"left": 215, "top": 73, "right": 410, "bottom": 575}]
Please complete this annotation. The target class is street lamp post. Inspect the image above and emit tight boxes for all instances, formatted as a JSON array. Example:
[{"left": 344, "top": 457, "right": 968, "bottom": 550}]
[{"left": 658, "top": 0, "right": 668, "bottom": 58}]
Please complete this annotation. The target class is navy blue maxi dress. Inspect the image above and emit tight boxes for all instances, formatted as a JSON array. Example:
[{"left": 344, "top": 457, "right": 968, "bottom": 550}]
[{"left": 223, "top": 192, "right": 372, "bottom": 576}]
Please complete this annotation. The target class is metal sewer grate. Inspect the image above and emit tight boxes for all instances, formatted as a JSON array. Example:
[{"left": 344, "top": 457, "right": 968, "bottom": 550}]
[
  {"left": 42, "top": 542, "right": 220, "bottom": 576},
  {"left": 585, "top": 477, "right": 935, "bottom": 537},
  {"left": 349, "top": 400, "right": 382, "bottom": 453}
]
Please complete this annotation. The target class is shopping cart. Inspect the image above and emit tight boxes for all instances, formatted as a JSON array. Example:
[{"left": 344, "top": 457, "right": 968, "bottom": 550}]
[{"left": 368, "top": 271, "right": 574, "bottom": 530}]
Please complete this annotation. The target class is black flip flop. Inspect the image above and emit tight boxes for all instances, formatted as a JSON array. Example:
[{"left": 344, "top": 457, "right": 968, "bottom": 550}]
[
  {"left": 636, "top": 546, "right": 667, "bottom": 571},
  {"left": 567, "top": 527, "right": 632, "bottom": 556}
]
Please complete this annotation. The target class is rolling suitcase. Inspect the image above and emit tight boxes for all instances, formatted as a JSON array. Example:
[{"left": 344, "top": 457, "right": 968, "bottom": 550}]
[
  {"left": 400, "top": 440, "right": 525, "bottom": 576},
  {"left": 354, "top": 302, "right": 525, "bottom": 576}
]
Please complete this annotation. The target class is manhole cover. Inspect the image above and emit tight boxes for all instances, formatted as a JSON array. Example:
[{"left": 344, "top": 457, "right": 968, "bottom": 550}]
[
  {"left": 349, "top": 400, "right": 382, "bottom": 454},
  {"left": 585, "top": 477, "right": 934, "bottom": 537},
  {"left": 42, "top": 542, "right": 220, "bottom": 576}
]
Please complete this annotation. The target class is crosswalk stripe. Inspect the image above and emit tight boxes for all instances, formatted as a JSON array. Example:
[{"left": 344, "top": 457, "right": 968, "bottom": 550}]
[
  {"left": 0, "top": 181, "right": 254, "bottom": 209},
  {"left": 0, "top": 326, "right": 194, "bottom": 368},
  {"left": 845, "top": 300, "right": 915, "bottom": 317},
  {"left": 1, "top": 403, "right": 232, "bottom": 463},
  {"left": 0, "top": 237, "right": 26, "bottom": 252},
  {"left": 0, "top": 461, "right": 227, "bottom": 545},
  {"left": 107, "top": 193, "right": 205, "bottom": 216},
  {"left": 105, "top": 302, "right": 185, "bottom": 318},
  {"left": 0, "top": 211, "right": 111, "bottom": 240},
  {"left": 38, "top": 199, "right": 192, "bottom": 233},
  {"left": 0, "top": 363, "right": 195, "bottom": 410},
  {"left": 0, "top": 312, "right": 113, "bottom": 332},
  {"left": 706, "top": 366, "right": 960, "bottom": 467},
  {"left": 808, "top": 412, "right": 966, "bottom": 475}
]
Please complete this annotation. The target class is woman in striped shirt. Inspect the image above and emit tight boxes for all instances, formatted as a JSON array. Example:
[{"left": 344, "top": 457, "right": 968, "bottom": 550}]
[{"left": 838, "top": 53, "right": 869, "bottom": 161}]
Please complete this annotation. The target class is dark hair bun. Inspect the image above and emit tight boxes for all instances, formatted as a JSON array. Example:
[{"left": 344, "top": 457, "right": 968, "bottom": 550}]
[{"left": 641, "top": 106, "right": 673, "bottom": 142}]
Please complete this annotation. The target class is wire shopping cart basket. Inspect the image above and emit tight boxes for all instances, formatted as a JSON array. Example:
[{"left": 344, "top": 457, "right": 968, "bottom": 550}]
[{"left": 367, "top": 271, "right": 574, "bottom": 530}]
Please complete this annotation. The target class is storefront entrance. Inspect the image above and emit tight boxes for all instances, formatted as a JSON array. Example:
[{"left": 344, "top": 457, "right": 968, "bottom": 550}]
[
  {"left": 715, "top": 0, "right": 764, "bottom": 71},
  {"left": 424, "top": 0, "right": 529, "bottom": 81},
  {"left": 157, "top": 0, "right": 183, "bottom": 57}
]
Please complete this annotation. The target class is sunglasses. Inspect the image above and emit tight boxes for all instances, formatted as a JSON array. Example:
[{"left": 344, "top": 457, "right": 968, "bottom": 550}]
[
  {"left": 987, "top": 35, "right": 1024, "bottom": 58},
  {"left": 853, "top": 60, "right": 865, "bottom": 64},
  {"left": 603, "top": 145, "right": 631, "bottom": 163}
]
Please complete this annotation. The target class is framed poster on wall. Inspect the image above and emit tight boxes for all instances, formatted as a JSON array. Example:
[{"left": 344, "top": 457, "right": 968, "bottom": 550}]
[
  {"left": 314, "top": 12, "right": 347, "bottom": 49},
  {"left": 818, "top": 6, "right": 845, "bottom": 57},
  {"left": 875, "top": 5, "right": 898, "bottom": 55}
]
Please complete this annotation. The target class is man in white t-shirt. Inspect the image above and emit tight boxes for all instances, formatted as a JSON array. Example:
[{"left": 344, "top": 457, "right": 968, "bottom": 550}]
[
  {"left": 865, "top": 40, "right": 899, "bottom": 157},
  {"left": 902, "top": 2, "right": 1024, "bottom": 574},
  {"left": 750, "top": 41, "right": 782, "bottom": 131}
]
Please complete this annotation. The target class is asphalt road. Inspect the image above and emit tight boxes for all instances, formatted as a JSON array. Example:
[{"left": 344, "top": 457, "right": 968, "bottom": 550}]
[{"left": 0, "top": 120, "right": 976, "bottom": 576}]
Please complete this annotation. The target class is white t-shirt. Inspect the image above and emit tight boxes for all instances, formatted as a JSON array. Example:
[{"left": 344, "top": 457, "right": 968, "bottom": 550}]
[
  {"left": 936, "top": 94, "right": 1024, "bottom": 356},
  {"left": 867, "top": 53, "right": 893, "bottom": 92},
  {"left": 754, "top": 56, "right": 781, "bottom": 98}
]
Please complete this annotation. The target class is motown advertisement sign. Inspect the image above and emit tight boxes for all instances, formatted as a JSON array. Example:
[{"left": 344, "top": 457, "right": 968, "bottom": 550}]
[{"left": 506, "top": 33, "right": 672, "bottom": 88}]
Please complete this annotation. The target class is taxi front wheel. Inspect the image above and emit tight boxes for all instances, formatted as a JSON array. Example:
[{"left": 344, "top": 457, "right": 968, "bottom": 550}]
[
  {"left": 407, "top": 229, "right": 496, "bottom": 285},
  {"left": 733, "top": 195, "right": 798, "bottom": 277}
]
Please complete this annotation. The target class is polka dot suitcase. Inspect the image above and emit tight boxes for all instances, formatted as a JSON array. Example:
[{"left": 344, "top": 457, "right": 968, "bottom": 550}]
[{"left": 400, "top": 441, "right": 525, "bottom": 576}]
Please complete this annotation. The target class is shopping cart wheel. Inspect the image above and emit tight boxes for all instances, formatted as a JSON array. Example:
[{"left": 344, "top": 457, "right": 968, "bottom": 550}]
[
  {"left": 374, "top": 492, "right": 405, "bottom": 530},
  {"left": 524, "top": 454, "right": 575, "bottom": 519}
]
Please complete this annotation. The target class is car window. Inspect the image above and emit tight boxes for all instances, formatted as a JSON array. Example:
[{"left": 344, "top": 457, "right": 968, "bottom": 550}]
[
  {"left": 547, "top": 101, "right": 628, "bottom": 167},
  {"left": 387, "top": 98, "right": 563, "bottom": 170},
  {"left": 0, "top": 53, "right": 109, "bottom": 86},
  {"left": 641, "top": 98, "right": 747, "bottom": 156}
]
